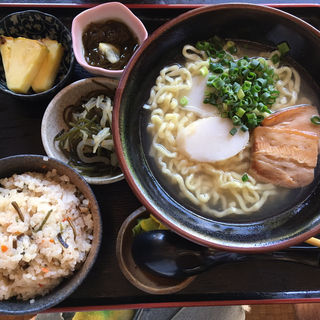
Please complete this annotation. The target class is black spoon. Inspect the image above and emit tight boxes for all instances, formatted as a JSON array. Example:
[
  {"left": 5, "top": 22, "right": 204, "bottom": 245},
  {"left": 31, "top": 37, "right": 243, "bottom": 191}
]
[{"left": 132, "top": 230, "right": 320, "bottom": 279}]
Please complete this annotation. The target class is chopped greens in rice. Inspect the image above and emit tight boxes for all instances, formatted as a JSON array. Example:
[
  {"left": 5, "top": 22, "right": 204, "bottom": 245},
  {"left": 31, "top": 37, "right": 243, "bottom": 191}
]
[{"left": 0, "top": 169, "right": 93, "bottom": 300}]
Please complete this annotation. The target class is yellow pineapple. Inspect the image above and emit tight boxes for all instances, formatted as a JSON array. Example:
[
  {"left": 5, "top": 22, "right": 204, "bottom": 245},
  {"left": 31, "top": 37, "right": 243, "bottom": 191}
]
[
  {"left": 32, "top": 38, "right": 64, "bottom": 93},
  {"left": 0, "top": 36, "right": 48, "bottom": 94}
]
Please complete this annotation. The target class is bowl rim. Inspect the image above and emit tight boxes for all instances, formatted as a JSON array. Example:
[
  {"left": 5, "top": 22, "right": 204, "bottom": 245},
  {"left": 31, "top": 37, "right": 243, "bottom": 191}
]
[
  {"left": 0, "top": 9, "right": 75, "bottom": 99},
  {"left": 71, "top": 2, "right": 148, "bottom": 78},
  {"left": 41, "top": 76, "right": 124, "bottom": 185},
  {"left": 114, "top": 3, "right": 320, "bottom": 253},
  {"left": 0, "top": 154, "right": 102, "bottom": 314}
]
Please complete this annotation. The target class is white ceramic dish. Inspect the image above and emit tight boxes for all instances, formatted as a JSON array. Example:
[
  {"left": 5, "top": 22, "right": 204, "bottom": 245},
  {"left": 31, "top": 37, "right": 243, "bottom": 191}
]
[
  {"left": 41, "top": 77, "right": 124, "bottom": 185},
  {"left": 71, "top": 2, "right": 148, "bottom": 78}
]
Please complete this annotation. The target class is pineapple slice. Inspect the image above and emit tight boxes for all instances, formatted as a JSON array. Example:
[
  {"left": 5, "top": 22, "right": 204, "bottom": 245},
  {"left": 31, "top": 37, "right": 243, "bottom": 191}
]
[
  {"left": 0, "top": 36, "right": 48, "bottom": 94},
  {"left": 32, "top": 38, "right": 64, "bottom": 93}
]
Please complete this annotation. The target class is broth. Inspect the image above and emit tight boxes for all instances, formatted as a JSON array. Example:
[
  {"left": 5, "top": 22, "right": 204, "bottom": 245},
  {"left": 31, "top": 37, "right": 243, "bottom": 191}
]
[{"left": 140, "top": 39, "right": 320, "bottom": 222}]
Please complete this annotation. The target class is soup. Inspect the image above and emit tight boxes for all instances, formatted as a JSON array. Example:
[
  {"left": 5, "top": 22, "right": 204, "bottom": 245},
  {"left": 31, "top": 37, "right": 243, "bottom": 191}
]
[{"left": 142, "top": 37, "right": 320, "bottom": 218}]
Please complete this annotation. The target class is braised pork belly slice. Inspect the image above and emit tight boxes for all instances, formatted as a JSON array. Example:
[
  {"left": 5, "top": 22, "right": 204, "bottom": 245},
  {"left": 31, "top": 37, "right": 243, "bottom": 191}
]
[
  {"left": 249, "top": 104, "right": 320, "bottom": 189},
  {"left": 250, "top": 127, "right": 318, "bottom": 188},
  {"left": 262, "top": 104, "right": 320, "bottom": 137}
]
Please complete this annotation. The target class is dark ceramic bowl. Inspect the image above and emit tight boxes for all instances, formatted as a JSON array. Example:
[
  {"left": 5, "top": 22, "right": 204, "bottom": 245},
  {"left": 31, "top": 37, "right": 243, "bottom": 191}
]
[
  {"left": 0, "top": 155, "right": 102, "bottom": 315},
  {"left": 0, "top": 10, "right": 74, "bottom": 100},
  {"left": 113, "top": 4, "right": 320, "bottom": 253}
]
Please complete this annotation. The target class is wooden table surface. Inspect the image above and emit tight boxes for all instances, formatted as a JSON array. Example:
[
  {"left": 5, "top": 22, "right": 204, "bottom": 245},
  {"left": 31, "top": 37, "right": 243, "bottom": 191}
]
[{"left": 2, "top": 3, "right": 320, "bottom": 313}]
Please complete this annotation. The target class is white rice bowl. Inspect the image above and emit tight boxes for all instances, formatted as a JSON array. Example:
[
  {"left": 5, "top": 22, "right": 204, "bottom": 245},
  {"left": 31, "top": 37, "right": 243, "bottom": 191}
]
[{"left": 0, "top": 169, "right": 93, "bottom": 300}]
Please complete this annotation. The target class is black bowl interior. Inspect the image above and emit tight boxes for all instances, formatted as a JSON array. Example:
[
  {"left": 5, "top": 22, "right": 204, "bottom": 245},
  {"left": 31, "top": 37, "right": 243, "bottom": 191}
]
[
  {"left": 115, "top": 4, "right": 320, "bottom": 252},
  {"left": 0, "top": 155, "right": 101, "bottom": 314},
  {"left": 0, "top": 10, "right": 74, "bottom": 100}
]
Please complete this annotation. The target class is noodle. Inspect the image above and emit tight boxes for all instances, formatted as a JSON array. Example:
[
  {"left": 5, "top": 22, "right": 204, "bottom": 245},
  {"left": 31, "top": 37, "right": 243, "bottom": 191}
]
[{"left": 145, "top": 42, "right": 302, "bottom": 217}]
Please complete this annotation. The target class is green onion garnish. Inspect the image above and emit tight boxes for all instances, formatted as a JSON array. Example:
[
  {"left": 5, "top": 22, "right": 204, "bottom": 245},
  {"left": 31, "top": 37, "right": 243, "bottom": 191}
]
[
  {"left": 236, "top": 107, "right": 246, "bottom": 118},
  {"left": 311, "top": 115, "right": 320, "bottom": 125},
  {"left": 237, "top": 88, "right": 245, "bottom": 100},
  {"left": 277, "top": 42, "right": 290, "bottom": 56},
  {"left": 242, "top": 173, "right": 249, "bottom": 182},
  {"left": 201, "top": 36, "right": 280, "bottom": 133},
  {"left": 229, "top": 127, "right": 237, "bottom": 136},
  {"left": 199, "top": 66, "right": 209, "bottom": 77},
  {"left": 180, "top": 96, "right": 188, "bottom": 106},
  {"left": 240, "top": 124, "right": 248, "bottom": 132},
  {"left": 271, "top": 54, "right": 280, "bottom": 64}
]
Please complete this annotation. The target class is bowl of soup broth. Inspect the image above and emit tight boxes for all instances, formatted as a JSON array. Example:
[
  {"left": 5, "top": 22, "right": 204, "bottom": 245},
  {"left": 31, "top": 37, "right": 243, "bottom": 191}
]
[{"left": 113, "top": 3, "right": 320, "bottom": 252}]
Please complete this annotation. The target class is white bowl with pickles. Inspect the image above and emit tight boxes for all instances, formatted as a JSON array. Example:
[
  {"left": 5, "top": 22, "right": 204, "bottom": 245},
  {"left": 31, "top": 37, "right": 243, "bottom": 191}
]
[{"left": 41, "top": 77, "right": 124, "bottom": 184}]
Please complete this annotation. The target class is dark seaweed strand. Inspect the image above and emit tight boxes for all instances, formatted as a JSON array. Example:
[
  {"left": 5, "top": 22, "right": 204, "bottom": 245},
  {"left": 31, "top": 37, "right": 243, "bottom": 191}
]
[
  {"left": 35, "top": 209, "right": 53, "bottom": 232},
  {"left": 57, "top": 232, "right": 69, "bottom": 248},
  {"left": 54, "top": 129, "right": 65, "bottom": 140},
  {"left": 64, "top": 89, "right": 115, "bottom": 125},
  {"left": 55, "top": 91, "right": 120, "bottom": 177},
  {"left": 11, "top": 201, "right": 24, "bottom": 222}
]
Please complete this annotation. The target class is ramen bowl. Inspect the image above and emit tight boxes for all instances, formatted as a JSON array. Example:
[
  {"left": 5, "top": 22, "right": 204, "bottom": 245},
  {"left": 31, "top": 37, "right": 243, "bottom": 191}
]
[
  {"left": 113, "top": 4, "right": 320, "bottom": 252},
  {"left": 0, "top": 154, "right": 102, "bottom": 314}
]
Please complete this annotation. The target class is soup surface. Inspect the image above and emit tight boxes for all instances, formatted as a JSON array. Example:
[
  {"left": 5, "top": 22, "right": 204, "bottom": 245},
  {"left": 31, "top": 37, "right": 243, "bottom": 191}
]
[{"left": 142, "top": 37, "right": 320, "bottom": 219}]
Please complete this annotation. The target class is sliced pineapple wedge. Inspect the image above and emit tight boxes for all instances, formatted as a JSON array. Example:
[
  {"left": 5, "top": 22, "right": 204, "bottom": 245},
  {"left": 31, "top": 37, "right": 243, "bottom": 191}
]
[
  {"left": 32, "top": 38, "right": 64, "bottom": 93},
  {"left": 0, "top": 36, "right": 48, "bottom": 94}
]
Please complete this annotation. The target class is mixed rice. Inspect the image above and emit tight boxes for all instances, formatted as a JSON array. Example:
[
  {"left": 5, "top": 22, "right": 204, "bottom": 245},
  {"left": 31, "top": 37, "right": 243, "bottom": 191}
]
[{"left": 0, "top": 169, "right": 93, "bottom": 300}]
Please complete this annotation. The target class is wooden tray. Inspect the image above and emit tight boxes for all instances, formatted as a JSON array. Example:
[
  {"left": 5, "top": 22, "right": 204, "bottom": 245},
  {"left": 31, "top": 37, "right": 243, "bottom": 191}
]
[{"left": 1, "top": 4, "right": 320, "bottom": 312}]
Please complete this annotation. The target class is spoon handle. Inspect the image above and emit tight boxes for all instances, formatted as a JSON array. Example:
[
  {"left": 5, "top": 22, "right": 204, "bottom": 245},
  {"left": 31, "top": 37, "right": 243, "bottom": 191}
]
[{"left": 181, "top": 250, "right": 320, "bottom": 277}]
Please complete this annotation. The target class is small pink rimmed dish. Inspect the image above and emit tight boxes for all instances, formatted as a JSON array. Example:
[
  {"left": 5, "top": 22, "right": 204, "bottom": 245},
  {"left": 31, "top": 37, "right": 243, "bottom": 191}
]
[{"left": 71, "top": 2, "right": 148, "bottom": 78}]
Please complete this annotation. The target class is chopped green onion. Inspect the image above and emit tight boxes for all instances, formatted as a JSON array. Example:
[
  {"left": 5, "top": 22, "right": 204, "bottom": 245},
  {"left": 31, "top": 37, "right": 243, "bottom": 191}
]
[
  {"left": 236, "top": 107, "right": 246, "bottom": 118},
  {"left": 210, "top": 62, "right": 224, "bottom": 74},
  {"left": 277, "top": 42, "right": 290, "bottom": 56},
  {"left": 311, "top": 115, "right": 320, "bottom": 125},
  {"left": 242, "top": 80, "right": 252, "bottom": 91},
  {"left": 180, "top": 96, "right": 188, "bottom": 106},
  {"left": 271, "top": 54, "right": 280, "bottom": 64},
  {"left": 240, "top": 124, "right": 248, "bottom": 132},
  {"left": 237, "top": 88, "right": 245, "bottom": 99},
  {"left": 229, "top": 127, "right": 237, "bottom": 136},
  {"left": 242, "top": 173, "right": 249, "bottom": 182},
  {"left": 226, "top": 40, "right": 237, "bottom": 54},
  {"left": 199, "top": 66, "right": 209, "bottom": 77},
  {"left": 201, "top": 35, "right": 280, "bottom": 132},
  {"left": 232, "top": 115, "right": 241, "bottom": 126}
]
